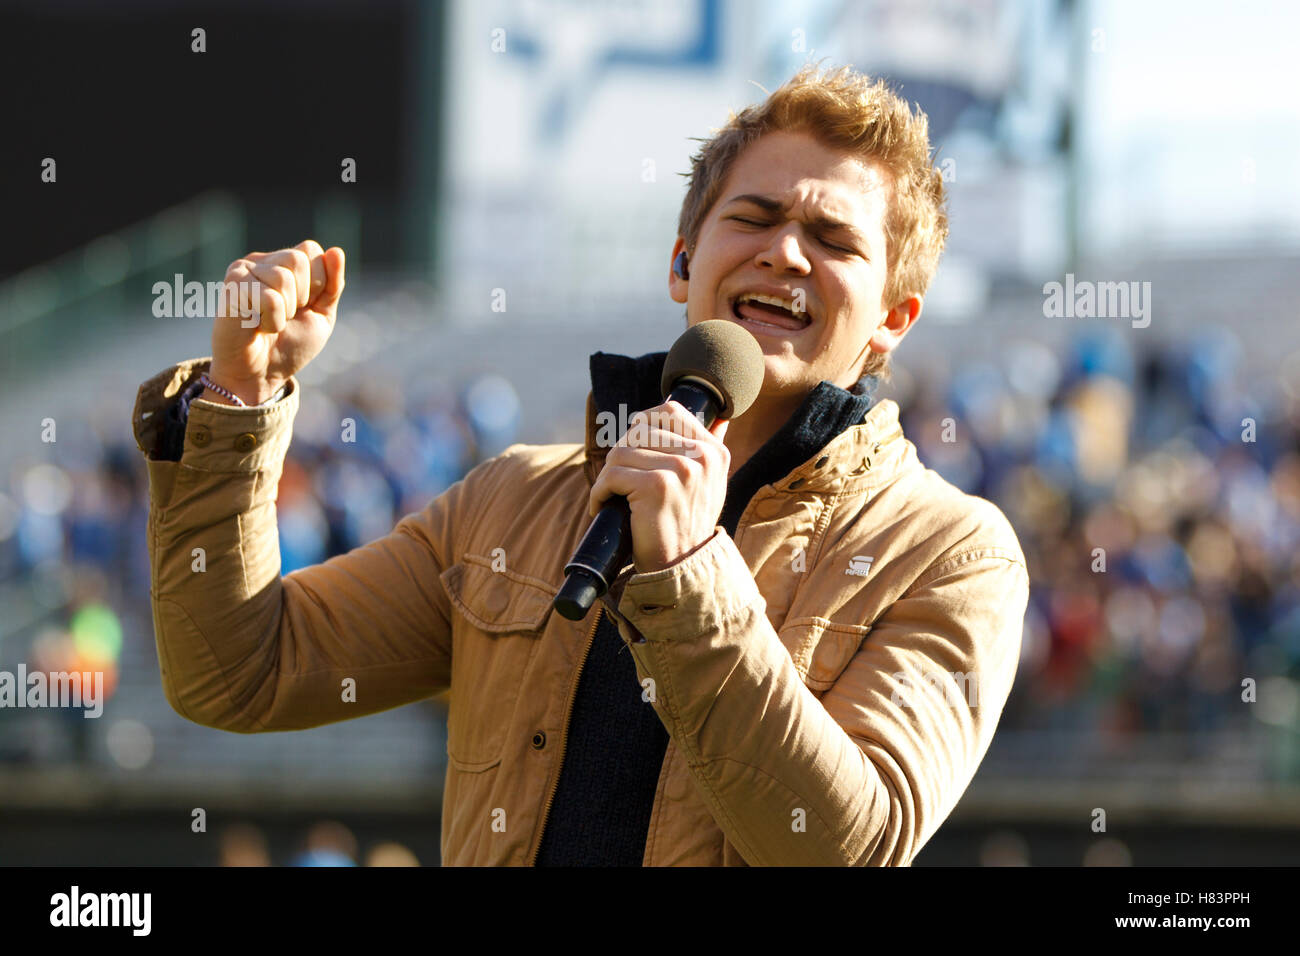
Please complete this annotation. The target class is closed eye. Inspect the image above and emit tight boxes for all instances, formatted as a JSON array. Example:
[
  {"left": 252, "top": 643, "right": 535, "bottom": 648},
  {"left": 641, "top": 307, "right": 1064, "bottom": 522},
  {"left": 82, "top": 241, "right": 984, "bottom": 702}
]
[{"left": 729, "top": 214, "right": 862, "bottom": 257}]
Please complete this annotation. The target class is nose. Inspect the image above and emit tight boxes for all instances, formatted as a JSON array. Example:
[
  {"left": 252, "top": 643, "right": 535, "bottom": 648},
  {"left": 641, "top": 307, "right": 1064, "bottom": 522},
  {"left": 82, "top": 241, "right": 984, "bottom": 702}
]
[{"left": 756, "top": 225, "right": 811, "bottom": 275}]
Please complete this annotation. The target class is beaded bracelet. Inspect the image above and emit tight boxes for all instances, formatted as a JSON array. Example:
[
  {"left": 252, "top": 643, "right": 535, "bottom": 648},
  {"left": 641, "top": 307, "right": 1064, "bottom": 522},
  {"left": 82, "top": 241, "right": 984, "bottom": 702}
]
[{"left": 198, "top": 373, "right": 248, "bottom": 407}]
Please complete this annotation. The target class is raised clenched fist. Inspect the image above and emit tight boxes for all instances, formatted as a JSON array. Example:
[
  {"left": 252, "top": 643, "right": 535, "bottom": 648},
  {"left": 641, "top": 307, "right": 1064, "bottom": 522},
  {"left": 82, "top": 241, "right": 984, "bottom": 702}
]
[{"left": 205, "top": 239, "right": 345, "bottom": 405}]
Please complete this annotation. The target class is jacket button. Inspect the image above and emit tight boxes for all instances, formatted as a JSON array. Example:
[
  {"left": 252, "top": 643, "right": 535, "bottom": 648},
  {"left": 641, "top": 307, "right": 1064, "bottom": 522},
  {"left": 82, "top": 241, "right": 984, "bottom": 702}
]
[
  {"left": 531, "top": 732, "right": 546, "bottom": 749},
  {"left": 234, "top": 433, "right": 258, "bottom": 453},
  {"left": 814, "top": 456, "right": 829, "bottom": 469},
  {"left": 190, "top": 426, "right": 211, "bottom": 448}
]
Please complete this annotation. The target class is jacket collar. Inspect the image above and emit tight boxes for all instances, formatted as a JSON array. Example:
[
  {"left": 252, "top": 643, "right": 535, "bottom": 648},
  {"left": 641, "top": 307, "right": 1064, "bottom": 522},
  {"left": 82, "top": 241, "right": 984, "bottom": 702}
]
[{"left": 581, "top": 350, "right": 907, "bottom": 497}]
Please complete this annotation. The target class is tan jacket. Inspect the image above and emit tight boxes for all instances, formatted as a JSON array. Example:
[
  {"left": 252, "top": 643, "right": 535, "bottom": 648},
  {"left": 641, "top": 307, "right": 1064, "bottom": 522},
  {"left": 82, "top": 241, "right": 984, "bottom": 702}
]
[{"left": 133, "top": 357, "right": 1029, "bottom": 866}]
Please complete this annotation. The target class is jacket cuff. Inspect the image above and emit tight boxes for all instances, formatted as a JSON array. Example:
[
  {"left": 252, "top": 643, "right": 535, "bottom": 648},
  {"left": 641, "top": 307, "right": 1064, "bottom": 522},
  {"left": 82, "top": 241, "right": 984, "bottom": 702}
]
[
  {"left": 617, "top": 528, "right": 763, "bottom": 642},
  {"left": 132, "top": 357, "right": 299, "bottom": 473}
]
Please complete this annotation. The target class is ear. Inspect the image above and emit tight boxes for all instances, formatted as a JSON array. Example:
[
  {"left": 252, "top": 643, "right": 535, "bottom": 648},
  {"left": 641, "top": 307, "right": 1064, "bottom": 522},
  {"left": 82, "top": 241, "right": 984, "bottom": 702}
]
[
  {"left": 868, "top": 294, "right": 922, "bottom": 355},
  {"left": 669, "top": 236, "right": 689, "bottom": 304}
]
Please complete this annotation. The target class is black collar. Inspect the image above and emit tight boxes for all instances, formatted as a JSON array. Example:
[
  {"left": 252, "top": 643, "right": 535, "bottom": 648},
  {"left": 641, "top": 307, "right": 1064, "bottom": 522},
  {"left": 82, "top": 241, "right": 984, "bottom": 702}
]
[{"left": 589, "top": 351, "right": 878, "bottom": 535}]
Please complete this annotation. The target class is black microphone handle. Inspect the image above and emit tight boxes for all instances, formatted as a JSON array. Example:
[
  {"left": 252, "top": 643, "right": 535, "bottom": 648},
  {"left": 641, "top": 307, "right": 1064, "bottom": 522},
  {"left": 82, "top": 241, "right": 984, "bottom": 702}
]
[{"left": 553, "top": 381, "right": 722, "bottom": 620}]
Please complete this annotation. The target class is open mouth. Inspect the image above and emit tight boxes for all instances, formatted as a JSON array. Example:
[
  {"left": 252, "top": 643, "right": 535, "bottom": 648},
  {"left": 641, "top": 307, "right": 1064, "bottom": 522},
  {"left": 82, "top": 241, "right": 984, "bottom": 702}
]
[{"left": 730, "top": 292, "right": 812, "bottom": 332}]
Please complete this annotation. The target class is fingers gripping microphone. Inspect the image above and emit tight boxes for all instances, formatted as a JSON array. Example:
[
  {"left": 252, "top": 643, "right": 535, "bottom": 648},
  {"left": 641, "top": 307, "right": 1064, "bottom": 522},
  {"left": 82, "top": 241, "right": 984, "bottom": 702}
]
[{"left": 553, "top": 320, "right": 765, "bottom": 621}]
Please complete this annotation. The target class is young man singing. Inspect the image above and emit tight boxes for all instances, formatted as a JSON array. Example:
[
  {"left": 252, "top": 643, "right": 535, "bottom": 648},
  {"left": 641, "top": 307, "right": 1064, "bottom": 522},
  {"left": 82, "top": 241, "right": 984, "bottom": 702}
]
[{"left": 132, "top": 64, "right": 1028, "bottom": 866}]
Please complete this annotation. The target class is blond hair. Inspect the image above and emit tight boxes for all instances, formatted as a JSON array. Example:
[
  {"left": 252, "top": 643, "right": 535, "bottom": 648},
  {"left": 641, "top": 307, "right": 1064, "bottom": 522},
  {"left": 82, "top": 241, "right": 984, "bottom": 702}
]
[{"left": 677, "top": 64, "right": 949, "bottom": 381}]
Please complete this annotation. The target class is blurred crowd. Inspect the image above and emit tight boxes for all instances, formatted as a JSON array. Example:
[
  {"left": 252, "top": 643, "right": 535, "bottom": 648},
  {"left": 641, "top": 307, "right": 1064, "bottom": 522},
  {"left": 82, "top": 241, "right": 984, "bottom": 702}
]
[
  {"left": 219, "top": 820, "right": 422, "bottom": 867},
  {"left": 2, "top": 330, "right": 1299, "bottom": 781},
  {"left": 897, "top": 328, "right": 1300, "bottom": 775}
]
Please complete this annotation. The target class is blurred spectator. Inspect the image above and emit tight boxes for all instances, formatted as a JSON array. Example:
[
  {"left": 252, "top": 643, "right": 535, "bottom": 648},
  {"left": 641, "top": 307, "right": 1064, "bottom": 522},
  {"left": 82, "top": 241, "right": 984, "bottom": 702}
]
[
  {"left": 461, "top": 373, "right": 520, "bottom": 461},
  {"left": 365, "top": 841, "right": 421, "bottom": 867},
  {"left": 1083, "top": 838, "right": 1133, "bottom": 867},
  {"left": 219, "top": 823, "right": 271, "bottom": 867},
  {"left": 289, "top": 820, "right": 358, "bottom": 867},
  {"left": 979, "top": 831, "right": 1031, "bottom": 867}
]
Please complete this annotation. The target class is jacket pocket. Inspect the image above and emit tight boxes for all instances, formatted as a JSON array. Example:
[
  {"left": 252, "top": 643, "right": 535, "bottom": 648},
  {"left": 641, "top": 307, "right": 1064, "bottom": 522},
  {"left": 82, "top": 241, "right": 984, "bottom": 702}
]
[
  {"left": 440, "top": 554, "right": 554, "bottom": 770},
  {"left": 778, "top": 617, "right": 872, "bottom": 693}
]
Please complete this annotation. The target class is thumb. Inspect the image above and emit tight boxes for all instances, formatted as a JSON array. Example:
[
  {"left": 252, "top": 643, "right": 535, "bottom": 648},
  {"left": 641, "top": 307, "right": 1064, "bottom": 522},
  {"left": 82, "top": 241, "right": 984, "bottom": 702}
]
[
  {"left": 315, "top": 247, "right": 346, "bottom": 313},
  {"left": 711, "top": 417, "right": 729, "bottom": 440}
]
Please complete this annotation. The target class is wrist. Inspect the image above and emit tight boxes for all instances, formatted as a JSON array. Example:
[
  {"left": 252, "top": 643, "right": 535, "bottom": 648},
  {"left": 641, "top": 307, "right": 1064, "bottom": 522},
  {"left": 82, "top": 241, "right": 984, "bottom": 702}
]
[
  {"left": 203, "top": 368, "right": 281, "bottom": 406},
  {"left": 635, "top": 530, "right": 717, "bottom": 574},
  {"left": 198, "top": 383, "right": 241, "bottom": 406}
]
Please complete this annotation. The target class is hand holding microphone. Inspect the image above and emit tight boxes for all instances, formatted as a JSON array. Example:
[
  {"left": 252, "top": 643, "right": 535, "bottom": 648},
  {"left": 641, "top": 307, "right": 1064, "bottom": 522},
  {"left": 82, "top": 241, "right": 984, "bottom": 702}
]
[
  {"left": 589, "top": 397, "right": 729, "bottom": 576},
  {"left": 554, "top": 320, "right": 765, "bottom": 619}
]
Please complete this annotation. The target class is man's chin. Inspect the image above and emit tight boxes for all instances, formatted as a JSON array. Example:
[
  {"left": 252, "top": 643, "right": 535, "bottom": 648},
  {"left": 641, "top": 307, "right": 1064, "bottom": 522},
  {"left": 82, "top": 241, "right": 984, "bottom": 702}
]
[{"left": 753, "top": 359, "right": 819, "bottom": 398}]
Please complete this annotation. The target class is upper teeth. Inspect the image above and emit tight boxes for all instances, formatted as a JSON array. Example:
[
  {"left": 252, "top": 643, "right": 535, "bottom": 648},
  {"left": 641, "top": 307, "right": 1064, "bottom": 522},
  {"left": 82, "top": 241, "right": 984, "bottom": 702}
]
[{"left": 737, "top": 293, "right": 803, "bottom": 315}]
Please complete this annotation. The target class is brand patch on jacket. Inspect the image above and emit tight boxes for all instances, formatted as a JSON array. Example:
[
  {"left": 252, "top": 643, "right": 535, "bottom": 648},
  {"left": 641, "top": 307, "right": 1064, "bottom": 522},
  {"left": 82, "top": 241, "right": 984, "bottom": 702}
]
[{"left": 845, "top": 555, "right": 875, "bottom": 577}]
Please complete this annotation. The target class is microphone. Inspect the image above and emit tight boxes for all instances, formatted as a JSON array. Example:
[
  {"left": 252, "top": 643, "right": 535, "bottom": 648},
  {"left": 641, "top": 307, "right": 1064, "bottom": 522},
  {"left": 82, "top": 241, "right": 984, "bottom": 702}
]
[{"left": 553, "top": 320, "right": 765, "bottom": 621}]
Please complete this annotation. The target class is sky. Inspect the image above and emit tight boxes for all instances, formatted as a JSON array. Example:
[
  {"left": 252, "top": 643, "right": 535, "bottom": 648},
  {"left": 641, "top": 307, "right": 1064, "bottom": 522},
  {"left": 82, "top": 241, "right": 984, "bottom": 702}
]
[{"left": 1081, "top": 0, "right": 1300, "bottom": 255}]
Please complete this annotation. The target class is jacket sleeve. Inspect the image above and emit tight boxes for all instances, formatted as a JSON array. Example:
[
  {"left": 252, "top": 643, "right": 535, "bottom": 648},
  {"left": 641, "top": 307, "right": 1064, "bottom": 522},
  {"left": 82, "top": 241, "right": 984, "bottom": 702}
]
[
  {"left": 609, "top": 520, "right": 1028, "bottom": 866},
  {"left": 133, "top": 358, "right": 469, "bottom": 733}
]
